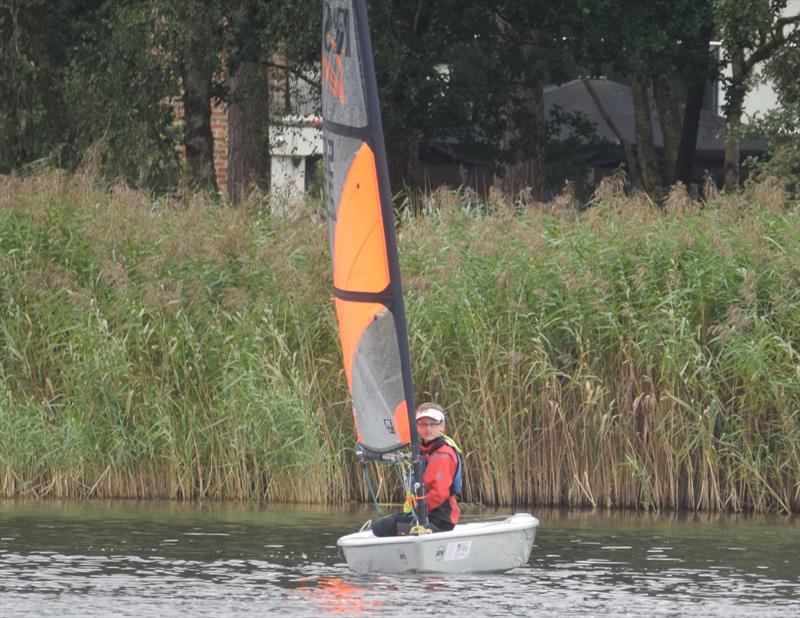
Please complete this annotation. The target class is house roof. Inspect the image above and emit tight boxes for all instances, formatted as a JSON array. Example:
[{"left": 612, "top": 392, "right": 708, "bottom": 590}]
[{"left": 544, "top": 79, "right": 766, "bottom": 155}]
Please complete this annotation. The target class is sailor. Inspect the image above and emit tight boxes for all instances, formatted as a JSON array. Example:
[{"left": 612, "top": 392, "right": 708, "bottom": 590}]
[{"left": 371, "top": 403, "right": 462, "bottom": 537}]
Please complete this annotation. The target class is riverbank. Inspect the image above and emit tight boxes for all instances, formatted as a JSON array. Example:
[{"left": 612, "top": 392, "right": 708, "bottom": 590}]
[{"left": 1, "top": 171, "right": 798, "bottom": 512}]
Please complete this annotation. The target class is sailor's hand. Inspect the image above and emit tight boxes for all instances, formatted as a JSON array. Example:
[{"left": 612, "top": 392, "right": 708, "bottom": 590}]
[{"left": 410, "top": 525, "right": 433, "bottom": 535}]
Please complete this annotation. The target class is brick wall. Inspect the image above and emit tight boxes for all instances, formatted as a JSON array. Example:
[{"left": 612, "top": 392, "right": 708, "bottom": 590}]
[
  {"left": 210, "top": 100, "right": 228, "bottom": 190},
  {"left": 170, "top": 97, "right": 229, "bottom": 191},
  {"left": 174, "top": 61, "right": 292, "bottom": 194}
]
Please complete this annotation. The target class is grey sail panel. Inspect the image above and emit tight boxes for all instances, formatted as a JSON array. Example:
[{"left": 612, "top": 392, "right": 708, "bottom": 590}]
[{"left": 350, "top": 308, "right": 407, "bottom": 452}]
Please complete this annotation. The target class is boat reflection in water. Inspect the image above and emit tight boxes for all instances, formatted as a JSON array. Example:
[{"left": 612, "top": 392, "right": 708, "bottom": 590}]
[{"left": 297, "top": 577, "right": 384, "bottom": 615}]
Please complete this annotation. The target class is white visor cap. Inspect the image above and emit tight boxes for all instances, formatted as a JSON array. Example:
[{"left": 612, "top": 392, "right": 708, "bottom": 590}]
[{"left": 416, "top": 409, "right": 445, "bottom": 423}]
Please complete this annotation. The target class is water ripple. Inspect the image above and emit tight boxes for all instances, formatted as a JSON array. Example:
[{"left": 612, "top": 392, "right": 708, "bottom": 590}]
[{"left": 1, "top": 502, "right": 798, "bottom": 617}]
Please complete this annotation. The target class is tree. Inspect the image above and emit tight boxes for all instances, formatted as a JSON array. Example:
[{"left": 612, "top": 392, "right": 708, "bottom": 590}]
[
  {"left": 490, "top": 0, "right": 578, "bottom": 200},
  {"left": 152, "top": 1, "right": 226, "bottom": 193},
  {"left": 745, "top": 30, "right": 800, "bottom": 190},
  {"left": 1, "top": 0, "right": 321, "bottom": 196},
  {"left": 225, "top": 2, "right": 274, "bottom": 204},
  {"left": 575, "top": 0, "right": 660, "bottom": 191},
  {"left": 575, "top": 0, "right": 719, "bottom": 193},
  {"left": 1, "top": 0, "right": 181, "bottom": 189},
  {"left": 673, "top": 2, "right": 716, "bottom": 186},
  {"left": 366, "top": 0, "right": 451, "bottom": 190},
  {"left": 155, "top": 0, "right": 317, "bottom": 200},
  {"left": 356, "top": 0, "right": 512, "bottom": 193},
  {"left": 0, "top": 0, "right": 73, "bottom": 171},
  {"left": 715, "top": 0, "right": 800, "bottom": 191}
]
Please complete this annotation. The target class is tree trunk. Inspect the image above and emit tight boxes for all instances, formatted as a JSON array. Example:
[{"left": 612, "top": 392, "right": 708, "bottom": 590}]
[
  {"left": 227, "top": 61, "right": 269, "bottom": 204},
  {"left": 497, "top": 81, "right": 545, "bottom": 200},
  {"left": 496, "top": 28, "right": 544, "bottom": 200},
  {"left": 653, "top": 75, "right": 683, "bottom": 184},
  {"left": 581, "top": 76, "right": 637, "bottom": 187},
  {"left": 723, "top": 107, "right": 742, "bottom": 192},
  {"left": 674, "top": 15, "right": 713, "bottom": 186},
  {"left": 631, "top": 75, "right": 659, "bottom": 194},
  {"left": 674, "top": 75, "right": 707, "bottom": 185},
  {"left": 182, "top": 43, "right": 217, "bottom": 192},
  {"left": 723, "top": 51, "right": 747, "bottom": 192}
]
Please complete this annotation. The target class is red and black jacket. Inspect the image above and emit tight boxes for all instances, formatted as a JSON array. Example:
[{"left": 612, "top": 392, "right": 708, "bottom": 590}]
[{"left": 420, "top": 437, "right": 461, "bottom": 530}]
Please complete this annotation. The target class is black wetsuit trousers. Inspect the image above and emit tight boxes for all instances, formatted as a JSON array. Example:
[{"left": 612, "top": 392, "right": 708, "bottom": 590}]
[{"left": 370, "top": 511, "right": 454, "bottom": 537}]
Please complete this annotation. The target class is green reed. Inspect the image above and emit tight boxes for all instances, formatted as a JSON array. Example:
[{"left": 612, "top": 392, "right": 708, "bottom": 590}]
[
  {"left": 0, "top": 172, "right": 351, "bottom": 503},
  {"left": 1, "top": 172, "right": 797, "bottom": 512},
  {"left": 405, "top": 184, "right": 799, "bottom": 513}
]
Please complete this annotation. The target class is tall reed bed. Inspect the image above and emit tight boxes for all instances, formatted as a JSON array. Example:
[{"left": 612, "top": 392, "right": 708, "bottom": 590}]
[
  {"left": 1, "top": 172, "right": 797, "bottom": 512},
  {"left": 406, "top": 184, "right": 799, "bottom": 513},
  {"left": 0, "top": 171, "right": 351, "bottom": 503}
]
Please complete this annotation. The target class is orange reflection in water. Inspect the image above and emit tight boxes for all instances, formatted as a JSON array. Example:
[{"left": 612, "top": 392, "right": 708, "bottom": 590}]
[{"left": 296, "top": 577, "right": 384, "bottom": 615}]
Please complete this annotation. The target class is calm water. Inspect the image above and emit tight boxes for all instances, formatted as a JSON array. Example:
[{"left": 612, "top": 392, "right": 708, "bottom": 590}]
[{"left": 0, "top": 500, "right": 797, "bottom": 617}]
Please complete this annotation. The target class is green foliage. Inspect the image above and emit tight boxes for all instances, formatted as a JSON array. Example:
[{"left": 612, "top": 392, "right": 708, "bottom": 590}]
[
  {"left": 714, "top": 0, "right": 795, "bottom": 112},
  {"left": 575, "top": 0, "right": 714, "bottom": 82},
  {"left": 0, "top": 0, "right": 88, "bottom": 171},
  {"left": 365, "top": 1, "right": 511, "bottom": 164},
  {"left": 714, "top": 0, "right": 799, "bottom": 192},
  {"left": 0, "top": 1, "right": 182, "bottom": 189},
  {"left": 714, "top": 0, "right": 786, "bottom": 59},
  {"left": 65, "top": 3, "right": 183, "bottom": 189},
  {"left": 745, "top": 36, "right": 800, "bottom": 194},
  {"left": 2, "top": 0, "right": 797, "bottom": 197},
  {"left": 0, "top": 0, "right": 293, "bottom": 192},
  {"left": 1, "top": 172, "right": 798, "bottom": 512}
]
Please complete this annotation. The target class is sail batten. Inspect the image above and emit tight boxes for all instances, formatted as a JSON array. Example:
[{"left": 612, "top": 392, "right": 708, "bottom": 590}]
[{"left": 322, "top": 119, "right": 371, "bottom": 141}]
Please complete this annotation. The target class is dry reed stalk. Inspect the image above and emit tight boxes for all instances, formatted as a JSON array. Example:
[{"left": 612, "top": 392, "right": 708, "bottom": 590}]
[
  {"left": 664, "top": 182, "right": 700, "bottom": 216},
  {"left": 593, "top": 168, "right": 628, "bottom": 202}
]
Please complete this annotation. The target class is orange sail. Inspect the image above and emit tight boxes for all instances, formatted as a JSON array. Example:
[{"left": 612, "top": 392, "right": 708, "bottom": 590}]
[{"left": 322, "top": 0, "right": 415, "bottom": 454}]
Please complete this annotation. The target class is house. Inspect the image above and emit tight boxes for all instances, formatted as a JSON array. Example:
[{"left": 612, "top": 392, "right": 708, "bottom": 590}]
[{"left": 543, "top": 78, "right": 766, "bottom": 189}]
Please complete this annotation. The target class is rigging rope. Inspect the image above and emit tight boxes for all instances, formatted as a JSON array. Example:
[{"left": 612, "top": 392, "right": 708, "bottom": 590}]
[
  {"left": 361, "top": 462, "right": 384, "bottom": 516},
  {"left": 359, "top": 447, "right": 432, "bottom": 534}
]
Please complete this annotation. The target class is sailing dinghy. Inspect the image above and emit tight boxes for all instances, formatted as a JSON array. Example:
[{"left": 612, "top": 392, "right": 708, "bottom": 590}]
[{"left": 321, "top": 0, "right": 539, "bottom": 574}]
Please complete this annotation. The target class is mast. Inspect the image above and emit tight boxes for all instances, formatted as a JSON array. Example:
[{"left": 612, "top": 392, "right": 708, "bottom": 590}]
[
  {"left": 350, "top": 0, "right": 427, "bottom": 528},
  {"left": 322, "top": 0, "right": 428, "bottom": 526}
]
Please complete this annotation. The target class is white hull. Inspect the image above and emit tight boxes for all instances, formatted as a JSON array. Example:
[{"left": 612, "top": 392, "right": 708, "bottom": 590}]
[{"left": 337, "top": 513, "right": 539, "bottom": 573}]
